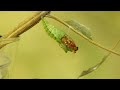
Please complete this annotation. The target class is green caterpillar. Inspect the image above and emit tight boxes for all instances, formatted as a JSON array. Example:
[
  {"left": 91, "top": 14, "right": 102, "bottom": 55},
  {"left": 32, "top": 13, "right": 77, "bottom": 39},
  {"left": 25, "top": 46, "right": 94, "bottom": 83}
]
[{"left": 41, "top": 18, "right": 78, "bottom": 53}]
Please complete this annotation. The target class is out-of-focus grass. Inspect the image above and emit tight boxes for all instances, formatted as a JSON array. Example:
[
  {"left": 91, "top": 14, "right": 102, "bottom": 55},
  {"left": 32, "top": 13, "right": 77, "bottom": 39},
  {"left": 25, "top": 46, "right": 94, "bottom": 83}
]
[{"left": 0, "top": 11, "right": 120, "bottom": 79}]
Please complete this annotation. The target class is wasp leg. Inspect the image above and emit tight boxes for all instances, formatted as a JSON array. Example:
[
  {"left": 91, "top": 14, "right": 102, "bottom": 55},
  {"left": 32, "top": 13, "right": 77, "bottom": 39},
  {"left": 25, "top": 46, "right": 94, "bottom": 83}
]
[{"left": 59, "top": 43, "right": 68, "bottom": 53}]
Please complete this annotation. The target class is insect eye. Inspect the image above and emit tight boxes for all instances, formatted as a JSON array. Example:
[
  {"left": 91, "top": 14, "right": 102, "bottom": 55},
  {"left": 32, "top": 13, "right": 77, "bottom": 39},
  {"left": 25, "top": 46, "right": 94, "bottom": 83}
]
[{"left": 75, "top": 47, "right": 78, "bottom": 51}]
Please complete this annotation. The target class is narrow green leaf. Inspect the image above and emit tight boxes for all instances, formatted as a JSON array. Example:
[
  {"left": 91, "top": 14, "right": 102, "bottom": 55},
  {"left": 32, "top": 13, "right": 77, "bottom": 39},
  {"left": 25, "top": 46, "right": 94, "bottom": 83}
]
[
  {"left": 65, "top": 20, "right": 92, "bottom": 40},
  {"left": 77, "top": 53, "right": 110, "bottom": 78},
  {"left": 77, "top": 39, "right": 120, "bottom": 78}
]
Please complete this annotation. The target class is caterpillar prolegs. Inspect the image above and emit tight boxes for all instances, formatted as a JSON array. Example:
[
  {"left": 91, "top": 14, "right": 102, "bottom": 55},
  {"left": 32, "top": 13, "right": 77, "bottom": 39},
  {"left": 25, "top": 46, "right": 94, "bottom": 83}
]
[{"left": 41, "top": 18, "right": 78, "bottom": 53}]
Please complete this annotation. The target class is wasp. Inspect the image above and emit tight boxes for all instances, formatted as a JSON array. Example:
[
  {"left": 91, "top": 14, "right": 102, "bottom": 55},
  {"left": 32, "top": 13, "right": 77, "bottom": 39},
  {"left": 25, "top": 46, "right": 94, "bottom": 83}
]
[{"left": 61, "top": 35, "right": 78, "bottom": 53}]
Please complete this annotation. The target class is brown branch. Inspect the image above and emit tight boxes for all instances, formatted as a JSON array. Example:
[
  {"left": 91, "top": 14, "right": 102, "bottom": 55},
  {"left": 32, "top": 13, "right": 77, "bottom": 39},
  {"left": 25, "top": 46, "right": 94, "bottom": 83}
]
[
  {"left": 0, "top": 11, "right": 50, "bottom": 49},
  {"left": 46, "top": 15, "right": 120, "bottom": 56}
]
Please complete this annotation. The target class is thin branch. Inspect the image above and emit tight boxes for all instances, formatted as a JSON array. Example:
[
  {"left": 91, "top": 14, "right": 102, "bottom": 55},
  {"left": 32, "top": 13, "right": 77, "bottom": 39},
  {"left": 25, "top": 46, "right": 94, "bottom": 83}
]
[
  {"left": 46, "top": 15, "right": 120, "bottom": 56},
  {"left": 0, "top": 11, "right": 50, "bottom": 49},
  {"left": 3, "top": 11, "right": 42, "bottom": 38}
]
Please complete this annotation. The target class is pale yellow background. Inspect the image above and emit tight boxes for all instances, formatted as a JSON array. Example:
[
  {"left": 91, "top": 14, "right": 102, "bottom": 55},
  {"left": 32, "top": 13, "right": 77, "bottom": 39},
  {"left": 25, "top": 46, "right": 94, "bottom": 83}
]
[{"left": 0, "top": 11, "right": 120, "bottom": 79}]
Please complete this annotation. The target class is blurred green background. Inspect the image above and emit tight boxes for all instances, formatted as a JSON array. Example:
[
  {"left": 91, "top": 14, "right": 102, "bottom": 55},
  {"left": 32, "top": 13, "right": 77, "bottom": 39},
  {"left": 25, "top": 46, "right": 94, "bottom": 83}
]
[{"left": 0, "top": 11, "right": 120, "bottom": 79}]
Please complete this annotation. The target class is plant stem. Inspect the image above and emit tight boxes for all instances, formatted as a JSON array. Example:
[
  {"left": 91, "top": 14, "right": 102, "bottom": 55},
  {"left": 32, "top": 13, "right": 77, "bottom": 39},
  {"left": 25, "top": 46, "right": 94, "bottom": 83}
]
[
  {"left": 3, "top": 11, "right": 42, "bottom": 38},
  {"left": 46, "top": 15, "right": 120, "bottom": 56},
  {"left": 0, "top": 11, "right": 50, "bottom": 49}
]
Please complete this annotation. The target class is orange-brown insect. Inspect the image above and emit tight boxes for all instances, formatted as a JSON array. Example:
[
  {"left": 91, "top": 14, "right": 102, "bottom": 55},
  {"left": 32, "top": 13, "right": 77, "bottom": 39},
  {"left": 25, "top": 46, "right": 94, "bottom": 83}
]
[{"left": 61, "top": 35, "right": 78, "bottom": 53}]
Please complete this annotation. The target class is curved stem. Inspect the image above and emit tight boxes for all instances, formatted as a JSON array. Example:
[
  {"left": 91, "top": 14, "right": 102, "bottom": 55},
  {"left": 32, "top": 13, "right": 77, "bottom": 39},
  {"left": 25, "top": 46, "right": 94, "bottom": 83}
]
[{"left": 46, "top": 15, "right": 120, "bottom": 56}]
